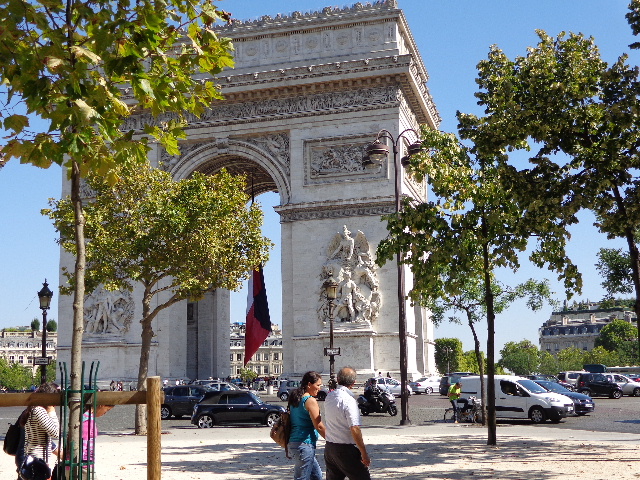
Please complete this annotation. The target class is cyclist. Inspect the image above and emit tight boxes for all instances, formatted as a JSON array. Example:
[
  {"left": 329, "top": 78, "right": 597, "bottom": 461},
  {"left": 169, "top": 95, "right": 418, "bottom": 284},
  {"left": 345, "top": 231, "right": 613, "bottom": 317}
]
[{"left": 448, "top": 381, "right": 462, "bottom": 423}]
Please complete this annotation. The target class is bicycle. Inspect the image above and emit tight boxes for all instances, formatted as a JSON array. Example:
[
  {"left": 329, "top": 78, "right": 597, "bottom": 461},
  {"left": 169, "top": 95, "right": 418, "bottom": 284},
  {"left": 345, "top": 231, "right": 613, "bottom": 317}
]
[{"left": 444, "top": 396, "right": 482, "bottom": 423}]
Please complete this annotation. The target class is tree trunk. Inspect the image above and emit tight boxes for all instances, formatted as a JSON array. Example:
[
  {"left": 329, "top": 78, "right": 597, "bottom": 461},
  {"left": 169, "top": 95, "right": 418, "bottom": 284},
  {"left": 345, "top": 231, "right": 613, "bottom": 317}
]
[
  {"left": 481, "top": 217, "right": 497, "bottom": 446},
  {"left": 612, "top": 186, "right": 640, "bottom": 363},
  {"left": 468, "top": 316, "right": 486, "bottom": 425},
  {"left": 68, "top": 161, "right": 85, "bottom": 473},
  {"left": 135, "top": 290, "right": 155, "bottom": 435}
]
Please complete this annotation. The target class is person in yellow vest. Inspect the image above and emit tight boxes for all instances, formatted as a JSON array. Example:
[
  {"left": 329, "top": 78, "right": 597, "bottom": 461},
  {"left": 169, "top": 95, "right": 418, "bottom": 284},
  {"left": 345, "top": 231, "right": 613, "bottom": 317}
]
[{"left": 448, "top": 381, "right": 462, "bottom": 423}]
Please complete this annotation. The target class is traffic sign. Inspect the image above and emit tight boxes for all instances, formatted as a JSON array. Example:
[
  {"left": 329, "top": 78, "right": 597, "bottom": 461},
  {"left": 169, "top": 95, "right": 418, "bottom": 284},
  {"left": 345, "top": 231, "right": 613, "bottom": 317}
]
[
  {"left": 324, "top": 347, "right": 341, "bottom": 356},
  {"left": 34, "top": 357, "right": 50, "bottom": 365}
]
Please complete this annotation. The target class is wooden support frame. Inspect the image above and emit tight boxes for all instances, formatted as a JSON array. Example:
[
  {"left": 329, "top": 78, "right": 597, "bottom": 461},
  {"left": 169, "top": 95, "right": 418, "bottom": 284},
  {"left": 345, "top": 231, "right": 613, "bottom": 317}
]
[{"left": 0, "top": 376, "right": 163, "bottom": 480}]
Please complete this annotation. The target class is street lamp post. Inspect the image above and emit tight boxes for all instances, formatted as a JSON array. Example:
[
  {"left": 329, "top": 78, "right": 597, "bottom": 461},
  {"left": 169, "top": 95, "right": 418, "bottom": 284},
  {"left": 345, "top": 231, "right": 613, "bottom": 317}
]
[
  {"left": 442, "top": 346, "right": 452, "bottom": 375},
  {"left": 363, "top": 129, "right": 423, "bottom": 426},
  {"left": 37, "top": 279, "right": 53, "bottom": 384},
  {"left": 324, "top": 276, "right": 339, "bottom": 390}
]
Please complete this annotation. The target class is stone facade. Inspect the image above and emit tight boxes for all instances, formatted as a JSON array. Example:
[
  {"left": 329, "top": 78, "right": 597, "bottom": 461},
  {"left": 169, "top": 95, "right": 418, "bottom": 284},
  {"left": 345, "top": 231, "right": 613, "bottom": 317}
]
[
  {"left": 0, "top": 330, "right": 57, "bottom": 375},
  {"left": 539, "top": 307, "right": 637, "bottom": 352},
  {"left": 56, "top": 1, "right": 438, "bottom": 383},
  {"left": 230, "top": 323, "right": 283, "bottom": 377}
]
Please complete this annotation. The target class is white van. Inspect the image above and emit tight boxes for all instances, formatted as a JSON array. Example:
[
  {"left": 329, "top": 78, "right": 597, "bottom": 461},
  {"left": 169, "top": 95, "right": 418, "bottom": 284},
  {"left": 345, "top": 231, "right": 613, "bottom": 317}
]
[{"left": 460, "top": 375, "right": 574, "bottom": 423}]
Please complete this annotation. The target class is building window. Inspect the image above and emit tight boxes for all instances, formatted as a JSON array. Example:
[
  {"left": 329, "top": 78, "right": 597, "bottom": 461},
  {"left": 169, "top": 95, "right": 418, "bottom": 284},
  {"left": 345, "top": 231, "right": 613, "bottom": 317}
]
[
  {"left": 263, "top": 366, "right": 269, "bottom": 374},
  {"left": 236, "top": 354, "right": 242, "bottom": 361},
  {"left": 18, "top": 356, "right": 24, "bottom": 364},
  {"left": 274, "top": 353, "right": 279, "bottom": 360},
  {"left": 230, "top": 354, "right": 233, "bottom": 361},
  {"left": 263, "top": 353, "right": 269, "bottom": 361}
]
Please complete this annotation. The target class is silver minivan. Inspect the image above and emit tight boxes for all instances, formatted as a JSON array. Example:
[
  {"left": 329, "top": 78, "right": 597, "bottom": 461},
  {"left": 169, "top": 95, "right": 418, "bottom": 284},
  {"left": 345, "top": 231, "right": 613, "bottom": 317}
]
[{"left": 557, "top": 371, "right": 586, "bottom": 388}]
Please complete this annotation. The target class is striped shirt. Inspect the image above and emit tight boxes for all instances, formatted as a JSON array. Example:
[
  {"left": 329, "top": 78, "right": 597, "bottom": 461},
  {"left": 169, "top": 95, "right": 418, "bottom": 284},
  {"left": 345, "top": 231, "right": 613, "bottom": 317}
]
[{"left": 25, "top": 407, "right": 59, "bottom": 469}]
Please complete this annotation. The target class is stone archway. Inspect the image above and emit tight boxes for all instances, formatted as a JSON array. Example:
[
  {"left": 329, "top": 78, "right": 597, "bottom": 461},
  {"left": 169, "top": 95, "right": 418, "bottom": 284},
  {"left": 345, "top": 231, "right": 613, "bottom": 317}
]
[{"left": 56, "top": 0, "right": 440, "bottom": 383}]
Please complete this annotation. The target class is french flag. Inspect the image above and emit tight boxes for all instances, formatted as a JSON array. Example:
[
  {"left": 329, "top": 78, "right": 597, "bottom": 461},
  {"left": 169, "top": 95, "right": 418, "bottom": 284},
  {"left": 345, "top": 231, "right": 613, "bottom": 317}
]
[{"left": 244, "top": 266, "right": 272, "bottom": 366}]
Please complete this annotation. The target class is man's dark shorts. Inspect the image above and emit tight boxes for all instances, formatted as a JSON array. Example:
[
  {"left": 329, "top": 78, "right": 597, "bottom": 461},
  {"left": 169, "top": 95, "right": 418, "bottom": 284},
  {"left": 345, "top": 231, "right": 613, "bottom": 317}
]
[{"left": 324, "top": 442, "right": 371, "bottom": 480}]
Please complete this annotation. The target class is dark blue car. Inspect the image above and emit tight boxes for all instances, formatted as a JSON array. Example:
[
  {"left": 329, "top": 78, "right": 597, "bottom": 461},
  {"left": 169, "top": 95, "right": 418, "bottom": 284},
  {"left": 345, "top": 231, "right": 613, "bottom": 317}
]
[{"left": 533, "top": 380, "right": 595, "bottom": 416}]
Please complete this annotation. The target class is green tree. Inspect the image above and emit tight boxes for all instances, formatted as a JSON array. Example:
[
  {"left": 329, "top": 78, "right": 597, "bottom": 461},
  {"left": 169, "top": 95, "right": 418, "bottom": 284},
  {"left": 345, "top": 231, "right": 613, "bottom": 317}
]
[
  {"left": 46, "top": 320, "right": 57, "bottom": 333},
  {"left": 596, "top": 319, "right": 638, "bottom": 351},
  {"left": 537, "top": 350, "right": 560, "bottom": 375},
  {"left": 556, "top": 347, "right": 585, "bottom": 372},
  {"left": 498, "top": 340, "right": 540, "bottom": 375},
  {"left": 45, "top": 163, "right": 271, "bottom": 434},
  {"left": 377, "top": 128, "right": 577, "bottom": 445},
  {"left": 0, "top": 0, "right": 234, "bottom": 458},
  {"left": 0, "top": 358, "right": 34, "bottom": 391},
  {"left": 428, "top": 276, "right": 553, "bottom": 423},
  {"left": 595, "top": 319, "right": 638, "bottom": 353},
  {"left": 30, "top": 318, "right": 40, "bottom": 331},
  {"left": 434, "top": 338, "right": 463, "bottom": 375},
  {"left": 467, "top": 11, "right": 640, "bottom": 361},
  {"left": 459, "top": 350, "right": 485, "bottom": 374},
  {"left": 583, "top": 346, "right": 621, "bottom": 367},
  {"left": 239, "top": 367, "right": 258, "bottom": 384},
  {"left": 596, "top": 248, "right": 635, "bottom": 298}
]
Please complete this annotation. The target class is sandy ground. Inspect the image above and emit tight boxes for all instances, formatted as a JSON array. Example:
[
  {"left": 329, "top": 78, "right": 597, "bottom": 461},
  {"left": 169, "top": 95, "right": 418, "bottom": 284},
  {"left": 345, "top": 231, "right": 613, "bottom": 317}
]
[{"left": 3, "top": 423, "right": 638, "bottom": 480}]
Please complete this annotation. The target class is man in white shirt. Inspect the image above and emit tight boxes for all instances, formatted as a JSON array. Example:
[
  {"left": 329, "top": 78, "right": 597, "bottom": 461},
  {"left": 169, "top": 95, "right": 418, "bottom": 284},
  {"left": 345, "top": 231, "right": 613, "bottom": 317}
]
[{"left": 324, "top": 367, "right": 371, "bottom": 480}]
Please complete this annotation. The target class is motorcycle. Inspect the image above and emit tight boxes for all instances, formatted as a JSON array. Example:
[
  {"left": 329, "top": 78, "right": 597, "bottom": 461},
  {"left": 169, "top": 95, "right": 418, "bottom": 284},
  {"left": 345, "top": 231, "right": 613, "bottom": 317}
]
[{"left": 357, "top": 386, "right": 398, "bottom": 416}]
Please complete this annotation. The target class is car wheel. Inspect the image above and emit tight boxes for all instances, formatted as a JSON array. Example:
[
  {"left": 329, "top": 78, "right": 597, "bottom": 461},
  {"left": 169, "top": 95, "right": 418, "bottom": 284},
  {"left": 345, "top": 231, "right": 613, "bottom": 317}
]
[
  {"left": 611, "top": 389, "right": 623, "bottom": 399},
  {"left": 425, "top": 387, "right": 433, "bottom": 395},
  {"left": 160, "top": 405, "right": 171, "bottom": 420},
  {"left": 266, "top": 412, "right": 280, "bottom": 427},
  {"left": 529, "top": 407, "right": 546, "bottom": 424},
  {"left": 359, "top": 405, "right": 369, "bottom": 416},
  {"left": 197, "top": 414, "right": 214, "bottom": 428},
  {"left": 316, "top": 391, "right": 327, "bottom": 401},
  {"left": 279, "top": 392, "right": 289, "bottom": 401},
  {"left": 633, "top": 387, "right": 640, "bottom": 397},
  {"left": 388, "top": 405, "right": 398, "bottom": 416}
]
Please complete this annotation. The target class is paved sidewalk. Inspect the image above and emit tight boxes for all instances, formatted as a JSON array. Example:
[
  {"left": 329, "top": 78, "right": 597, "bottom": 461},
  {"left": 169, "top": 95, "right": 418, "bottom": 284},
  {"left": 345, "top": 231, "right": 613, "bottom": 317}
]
[{"left": 3, "top": 422, "right": 638, "bottom": 479}]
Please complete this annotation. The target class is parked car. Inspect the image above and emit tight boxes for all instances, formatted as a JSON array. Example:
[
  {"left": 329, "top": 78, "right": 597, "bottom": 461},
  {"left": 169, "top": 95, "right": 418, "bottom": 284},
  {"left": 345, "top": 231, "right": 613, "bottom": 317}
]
[
  {"left": 191, "top": 390, "right": 285, "bottom": 428},
  {"left": 277, "top": 379, "right": 328, "bottom": 401},
  {"left": 409, "top": 376, "right": 441, "bottom": 394},
  {"left": 575, "top": 373, "right": 623, "bottom": 398},
  {"left": 526, "top": 374, "right": 574, "bottom": 391},
  {"left": 439, "top": 373, "right": 474, "bottom": 396},
  {"left": 557, "top": 371, "right": 587, "bottom": 388},
  {"left": 161, "top": 385, "right": 212, "bottom": 419},
  {"left": 364, "top": 377, "right": 412, "bottom": 397},
  {"left": 460, "top": 375, "right": 574, "bottom": 423},
  {"left": 532, "top": 380, "right": 595, "bottom": 416},
  {"left": 603, "top": 373, "right": 640, "bottom": 397}
]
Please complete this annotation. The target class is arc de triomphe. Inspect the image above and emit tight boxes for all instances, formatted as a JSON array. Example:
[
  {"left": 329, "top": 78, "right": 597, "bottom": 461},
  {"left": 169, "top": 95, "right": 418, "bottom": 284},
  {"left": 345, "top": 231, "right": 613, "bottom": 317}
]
[{"left": 57, "top": 0, "right": 440, "bottom": 382}]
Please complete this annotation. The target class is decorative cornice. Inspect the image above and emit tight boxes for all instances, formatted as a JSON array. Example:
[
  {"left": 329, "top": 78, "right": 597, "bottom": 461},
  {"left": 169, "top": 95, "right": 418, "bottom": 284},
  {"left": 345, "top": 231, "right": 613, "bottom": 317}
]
[
  {"left": 122, "top": 85, "right": 402, "bottom": 132},
  {"left": 218, "top": 1, "right": 398, "bottom": 34},
  {"left": 275, "top": 197, "right": 396, "bottom": 223}
]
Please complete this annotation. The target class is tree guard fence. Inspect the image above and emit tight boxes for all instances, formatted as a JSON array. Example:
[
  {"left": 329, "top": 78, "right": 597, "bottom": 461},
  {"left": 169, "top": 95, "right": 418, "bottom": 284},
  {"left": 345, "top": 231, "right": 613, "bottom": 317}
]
[{"left": 0, "top": 362, "right": 163, "bottom": 480}]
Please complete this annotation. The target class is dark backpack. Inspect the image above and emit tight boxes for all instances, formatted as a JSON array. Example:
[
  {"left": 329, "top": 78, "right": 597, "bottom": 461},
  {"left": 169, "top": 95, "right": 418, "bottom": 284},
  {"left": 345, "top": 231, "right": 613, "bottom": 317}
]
[{"left": 3, "top": 422, "right": 21, "bottom": 456}]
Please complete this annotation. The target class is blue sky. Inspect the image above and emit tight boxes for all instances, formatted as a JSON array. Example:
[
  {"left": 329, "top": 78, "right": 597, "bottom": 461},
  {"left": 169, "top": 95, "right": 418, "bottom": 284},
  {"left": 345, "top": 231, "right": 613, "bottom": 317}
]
[{"left": 1, "top": 1, "right": 638, "bottom": 354}]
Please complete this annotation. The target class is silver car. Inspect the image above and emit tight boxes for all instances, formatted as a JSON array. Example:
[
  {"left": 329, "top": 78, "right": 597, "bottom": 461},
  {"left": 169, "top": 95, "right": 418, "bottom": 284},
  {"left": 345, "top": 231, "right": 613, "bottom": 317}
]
[
  {"left": 365, "top": 377, "right": 412, "bottom": 397},
  {"left": 604, "top": 374, "right": 640, "bottom": 396}
]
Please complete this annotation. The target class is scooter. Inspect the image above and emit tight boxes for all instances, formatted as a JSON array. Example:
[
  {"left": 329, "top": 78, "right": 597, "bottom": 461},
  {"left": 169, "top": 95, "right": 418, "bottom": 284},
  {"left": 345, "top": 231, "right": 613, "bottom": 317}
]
[{"left": 357, "top": 387, "right": 398, "bottom": 416}]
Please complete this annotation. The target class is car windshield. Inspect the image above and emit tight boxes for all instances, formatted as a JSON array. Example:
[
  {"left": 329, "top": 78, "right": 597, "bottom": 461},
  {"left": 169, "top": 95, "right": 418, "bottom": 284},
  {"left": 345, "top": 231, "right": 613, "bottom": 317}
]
[
  {"left": 414, "top": 377, "right": 427, "bottom": 382},
  {"left": 249, "top": 392, "right": 263, "bottom": 404},
  {"left": 516, "top": 379, "right": 547, "bottom": 394},
  {"left": 536, "top": 381, "right": 569, "bottom": 393}
]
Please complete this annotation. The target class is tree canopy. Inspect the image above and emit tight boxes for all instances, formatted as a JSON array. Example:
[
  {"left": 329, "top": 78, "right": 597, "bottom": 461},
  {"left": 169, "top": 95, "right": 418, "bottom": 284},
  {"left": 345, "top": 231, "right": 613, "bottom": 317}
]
[{"left": 45, "top": 162, "right": 271, "bottom": 433}]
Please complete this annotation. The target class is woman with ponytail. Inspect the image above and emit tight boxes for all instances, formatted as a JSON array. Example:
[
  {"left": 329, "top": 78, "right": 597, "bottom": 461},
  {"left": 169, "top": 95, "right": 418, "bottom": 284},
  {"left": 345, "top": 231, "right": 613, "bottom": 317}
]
[{"left": 287, "top": 371, "right": 326, "bottom": 480}]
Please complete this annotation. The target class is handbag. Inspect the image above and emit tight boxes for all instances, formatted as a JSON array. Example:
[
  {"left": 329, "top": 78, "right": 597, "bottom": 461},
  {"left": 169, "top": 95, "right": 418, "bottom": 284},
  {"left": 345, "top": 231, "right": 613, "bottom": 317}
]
[
  {"left": 3, "top": 422, "right": 21, "bottom": 455},
  {"left": 269, "top": 410, "right": 291, "bottom": 458},
  {"left": 19, "top": 455, "right": 51, "bottom": 480}
]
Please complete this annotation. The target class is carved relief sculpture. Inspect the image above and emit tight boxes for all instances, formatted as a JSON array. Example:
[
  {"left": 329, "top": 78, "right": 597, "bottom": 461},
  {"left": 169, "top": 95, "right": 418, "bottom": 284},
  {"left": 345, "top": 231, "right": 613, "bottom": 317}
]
[
  {"left": 83, "top": 288, "right": 134, "bottom": 337},
  {"left": 319, "top": 226, "right": 380, "bottom": 329}
]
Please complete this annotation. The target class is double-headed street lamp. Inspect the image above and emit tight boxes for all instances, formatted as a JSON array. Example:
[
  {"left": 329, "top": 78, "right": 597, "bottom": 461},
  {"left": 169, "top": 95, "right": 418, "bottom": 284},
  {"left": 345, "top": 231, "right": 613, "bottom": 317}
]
[
  {"left": 37, "top": 279, "right": 53, "bottom": 384},
  {"left": 324, "top": 276, "right": 339, "bottom": 390},
  {"left": 363, "top": 128, "right": 423, "bottom": 426}
]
